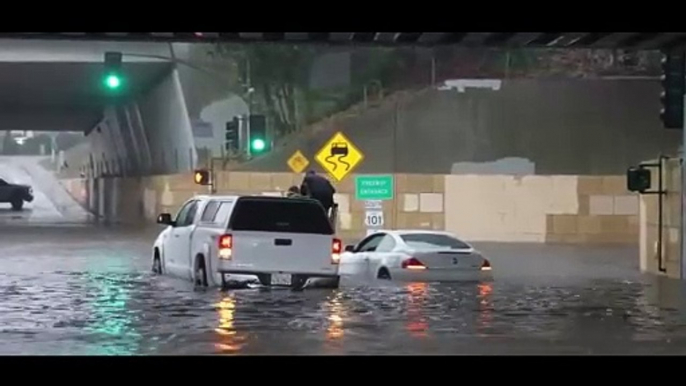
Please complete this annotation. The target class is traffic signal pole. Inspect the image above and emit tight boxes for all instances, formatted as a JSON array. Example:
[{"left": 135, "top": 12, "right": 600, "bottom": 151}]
[
  {"left": 682, "top": 67, "right": 686, "bottom": 280},
  {"left": 656, "top": 50, "right": 686, "bottom": 279},
  {"left": 208, "top": 159, "right": 216, "bottom": 194},
  {"left": 245, "top": 57, "right": 252, "bottom": 160}
]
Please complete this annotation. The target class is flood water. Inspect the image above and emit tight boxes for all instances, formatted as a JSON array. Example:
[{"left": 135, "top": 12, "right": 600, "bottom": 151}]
[{"left": 2, "top": 225, "right": 686, "bottom": 355}]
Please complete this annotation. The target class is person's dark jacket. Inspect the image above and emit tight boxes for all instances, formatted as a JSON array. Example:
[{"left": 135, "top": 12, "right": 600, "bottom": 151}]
[{"left": 301, "top": 174, "right": 336, "bottom": 208}]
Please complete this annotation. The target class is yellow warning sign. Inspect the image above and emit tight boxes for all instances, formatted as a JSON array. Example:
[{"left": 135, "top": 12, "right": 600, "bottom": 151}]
[
  {"left": 314, "top": 132, "right": 364, "bottom": 182},
  {"left": 287, "top": 150, "right": 310, "bottom": 173}
]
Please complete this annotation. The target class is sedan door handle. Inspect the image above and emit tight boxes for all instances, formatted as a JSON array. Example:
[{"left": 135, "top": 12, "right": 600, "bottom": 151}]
[{"left": 174, "top": 235, "right": 180, "bottom": 238}]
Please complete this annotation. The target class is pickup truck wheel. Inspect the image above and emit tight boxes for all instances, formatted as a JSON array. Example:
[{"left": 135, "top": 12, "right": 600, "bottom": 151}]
[
  {"left": 152, "top": 251, "right": 162, "bottom": 274},
  {"left": 257, "top": 274, "right": 271, "bottom": 287},
  {"left": 10, "top": 198, "right": 23, "bottom": 211},
  {"left": 194, "top": 256, "right": 208, "bottom": 289},
  {"left": 291, "top": 275, "right": 308, "bottom": 291}
]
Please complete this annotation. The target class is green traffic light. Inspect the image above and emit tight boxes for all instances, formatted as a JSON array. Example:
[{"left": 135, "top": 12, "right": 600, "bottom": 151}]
[
  {"left": 251, "top": 139, "right": 266, "bottom": 151},
  {"left": 104, "top": 74, "right": 122, "bottom": 89}
]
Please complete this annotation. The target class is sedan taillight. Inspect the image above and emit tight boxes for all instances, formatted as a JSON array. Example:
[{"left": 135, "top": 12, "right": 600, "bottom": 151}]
[{"left": 401, "top": 257, "right": 426, "bottom": 270}]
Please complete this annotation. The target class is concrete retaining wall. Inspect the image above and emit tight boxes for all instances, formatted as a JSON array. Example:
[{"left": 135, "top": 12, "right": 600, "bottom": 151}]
[{"left": 66, "top": 171, "right": 639, "bottom": 246}]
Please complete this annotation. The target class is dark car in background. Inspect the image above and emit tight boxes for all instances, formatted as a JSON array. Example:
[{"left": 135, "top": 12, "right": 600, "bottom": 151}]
[{"left": 0, "top": 178, "right": 33, "bottom": 211}]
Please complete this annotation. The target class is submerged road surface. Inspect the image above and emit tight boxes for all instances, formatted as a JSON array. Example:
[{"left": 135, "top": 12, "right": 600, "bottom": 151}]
[{"left": 2, "top": 224, "right": 686, "bottom": 355}]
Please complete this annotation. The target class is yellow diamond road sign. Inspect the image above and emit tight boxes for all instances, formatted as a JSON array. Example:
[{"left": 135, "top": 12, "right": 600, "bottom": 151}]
[
  {"left": 314, "top": 131, "right": 364, "bottom": 182},
  {"left": 287, "top": 150, "right": 309, "bottom": 173}
]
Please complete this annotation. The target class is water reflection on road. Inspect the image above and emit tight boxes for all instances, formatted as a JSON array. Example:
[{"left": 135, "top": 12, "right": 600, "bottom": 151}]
[{"left": 4, "top": 225, "right": 686, "bottom": 355}]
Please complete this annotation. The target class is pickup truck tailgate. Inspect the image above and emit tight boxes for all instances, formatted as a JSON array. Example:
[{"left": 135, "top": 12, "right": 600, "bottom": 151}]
[{"left": 231, "top": 231, "right": 336, "bottom": 275}]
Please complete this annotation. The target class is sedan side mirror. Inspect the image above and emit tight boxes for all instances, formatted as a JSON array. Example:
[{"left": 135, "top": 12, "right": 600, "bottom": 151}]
[
  {"left": 157, "top": 213, "right": 174, "bottom": 226},
  {"left": 344, "top": 245, "right": 355, "bottom": 252}
]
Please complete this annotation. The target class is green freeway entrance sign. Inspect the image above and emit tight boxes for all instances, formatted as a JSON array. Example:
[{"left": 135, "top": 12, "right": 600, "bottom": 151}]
[{"left": 355, "top": 175, "right": 394, "bottom": 200}]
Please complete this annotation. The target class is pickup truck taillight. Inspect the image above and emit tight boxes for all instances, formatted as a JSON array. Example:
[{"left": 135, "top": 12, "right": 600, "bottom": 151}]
[
  {"left": 331, "top": 238, "right": 342, "bottom": 264},
  {"left": 218, "top": 234, "right": 233, "bottom": 260}
]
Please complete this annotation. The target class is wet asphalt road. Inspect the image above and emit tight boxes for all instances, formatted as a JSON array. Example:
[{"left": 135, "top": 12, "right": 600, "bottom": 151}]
[{"left": 3, "top": 224, "right": 686, "bottom": 355}]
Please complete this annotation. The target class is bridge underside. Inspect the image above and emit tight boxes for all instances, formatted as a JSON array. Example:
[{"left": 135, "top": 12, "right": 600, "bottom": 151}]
[
  {"left": 4, "top": 32, "right": 686, "bottom": 50},
  {"left": 0, "top": 62, "right": 172, "bottom": 132}
]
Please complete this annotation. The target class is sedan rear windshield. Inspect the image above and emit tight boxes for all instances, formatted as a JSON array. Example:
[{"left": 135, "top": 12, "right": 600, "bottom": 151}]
[
  {"left": 228, "top": 198, "right": 333, "bottom": 235},
  {"left": 400, "top": 233, "right": 471, "bottom": 250}
]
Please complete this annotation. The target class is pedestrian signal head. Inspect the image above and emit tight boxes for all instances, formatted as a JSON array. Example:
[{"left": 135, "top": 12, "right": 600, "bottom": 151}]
[
  {"left": 626, "top": 167, "right": 651, "bottom": 193},
  {"left": 194, "top": 169, "right": 211, "bottom": 186}
]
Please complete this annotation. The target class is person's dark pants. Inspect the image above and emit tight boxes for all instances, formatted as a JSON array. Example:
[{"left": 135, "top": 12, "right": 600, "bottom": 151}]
[{"left": 312, "top": 196, "right": 333, "bottom": 214}]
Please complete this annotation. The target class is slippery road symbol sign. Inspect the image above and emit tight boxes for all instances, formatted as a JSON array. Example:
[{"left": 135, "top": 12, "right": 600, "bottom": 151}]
[
  {"left": 314, "top": 132, "right": 364, "bottom": 181},
  {"left": 287, "top": 150, "right": 309, "bottom": 173},
  {"left": 326, "top": 142, "right": 350, "bottom": 172}
]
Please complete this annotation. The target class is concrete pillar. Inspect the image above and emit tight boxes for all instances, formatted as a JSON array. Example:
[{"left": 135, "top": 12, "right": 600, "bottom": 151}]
[
  {"left": 110, "top": 177, "right": 119, "bottom": 223},
  {"left": 98, "top": 178, "right": 106, "bottom": 221},
  {"left": 87, "top": 178, "right": 94, "bottom": 212},
  {"left": 91, "top": 177, "right": 99, "bottom": 219}
]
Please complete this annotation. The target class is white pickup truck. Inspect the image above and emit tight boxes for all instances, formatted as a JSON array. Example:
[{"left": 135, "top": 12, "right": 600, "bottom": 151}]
[{"left": 151, "top": 195, "right": 341, "bottom": 290}]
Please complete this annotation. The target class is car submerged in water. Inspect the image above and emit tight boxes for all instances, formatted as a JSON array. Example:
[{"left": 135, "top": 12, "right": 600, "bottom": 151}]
[{"left": 338, "top": 230, "right": 492, "bottom": 282}]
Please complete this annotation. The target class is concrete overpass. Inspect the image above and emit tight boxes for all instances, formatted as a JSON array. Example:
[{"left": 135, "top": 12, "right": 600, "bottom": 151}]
[
  {"left": 0, "top": 39, "right": 199, "bottom": 177},
  {"left": 0, "top": 39, "right": 173, "bottom": 131},
  {"left": 4, "top": 32, "right": 686, "bottom": 50}
]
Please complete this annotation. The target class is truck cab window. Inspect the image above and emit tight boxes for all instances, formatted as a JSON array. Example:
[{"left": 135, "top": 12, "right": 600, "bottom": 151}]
[
  {"left": 200, "top": 201, "right": 221, "bottom": 222},
  {"left": 212, "top": 202, "right": 234, "bottom": 225},
  {"left": 176, "top": 200, "right": 198, "bottom": 227}
]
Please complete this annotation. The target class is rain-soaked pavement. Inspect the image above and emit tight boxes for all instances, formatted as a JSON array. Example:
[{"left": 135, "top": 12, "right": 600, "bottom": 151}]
[
  {"left": 3, "top": 224, "right": 686, "bottom": 355},
  {"left": 3, "top": 156, "right": 686, "bottom": 355}
]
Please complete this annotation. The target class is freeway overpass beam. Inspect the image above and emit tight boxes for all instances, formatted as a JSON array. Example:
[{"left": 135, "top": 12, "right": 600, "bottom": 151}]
[{"left": 0, "top": 109, "right": 101, "bottom": 132}]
